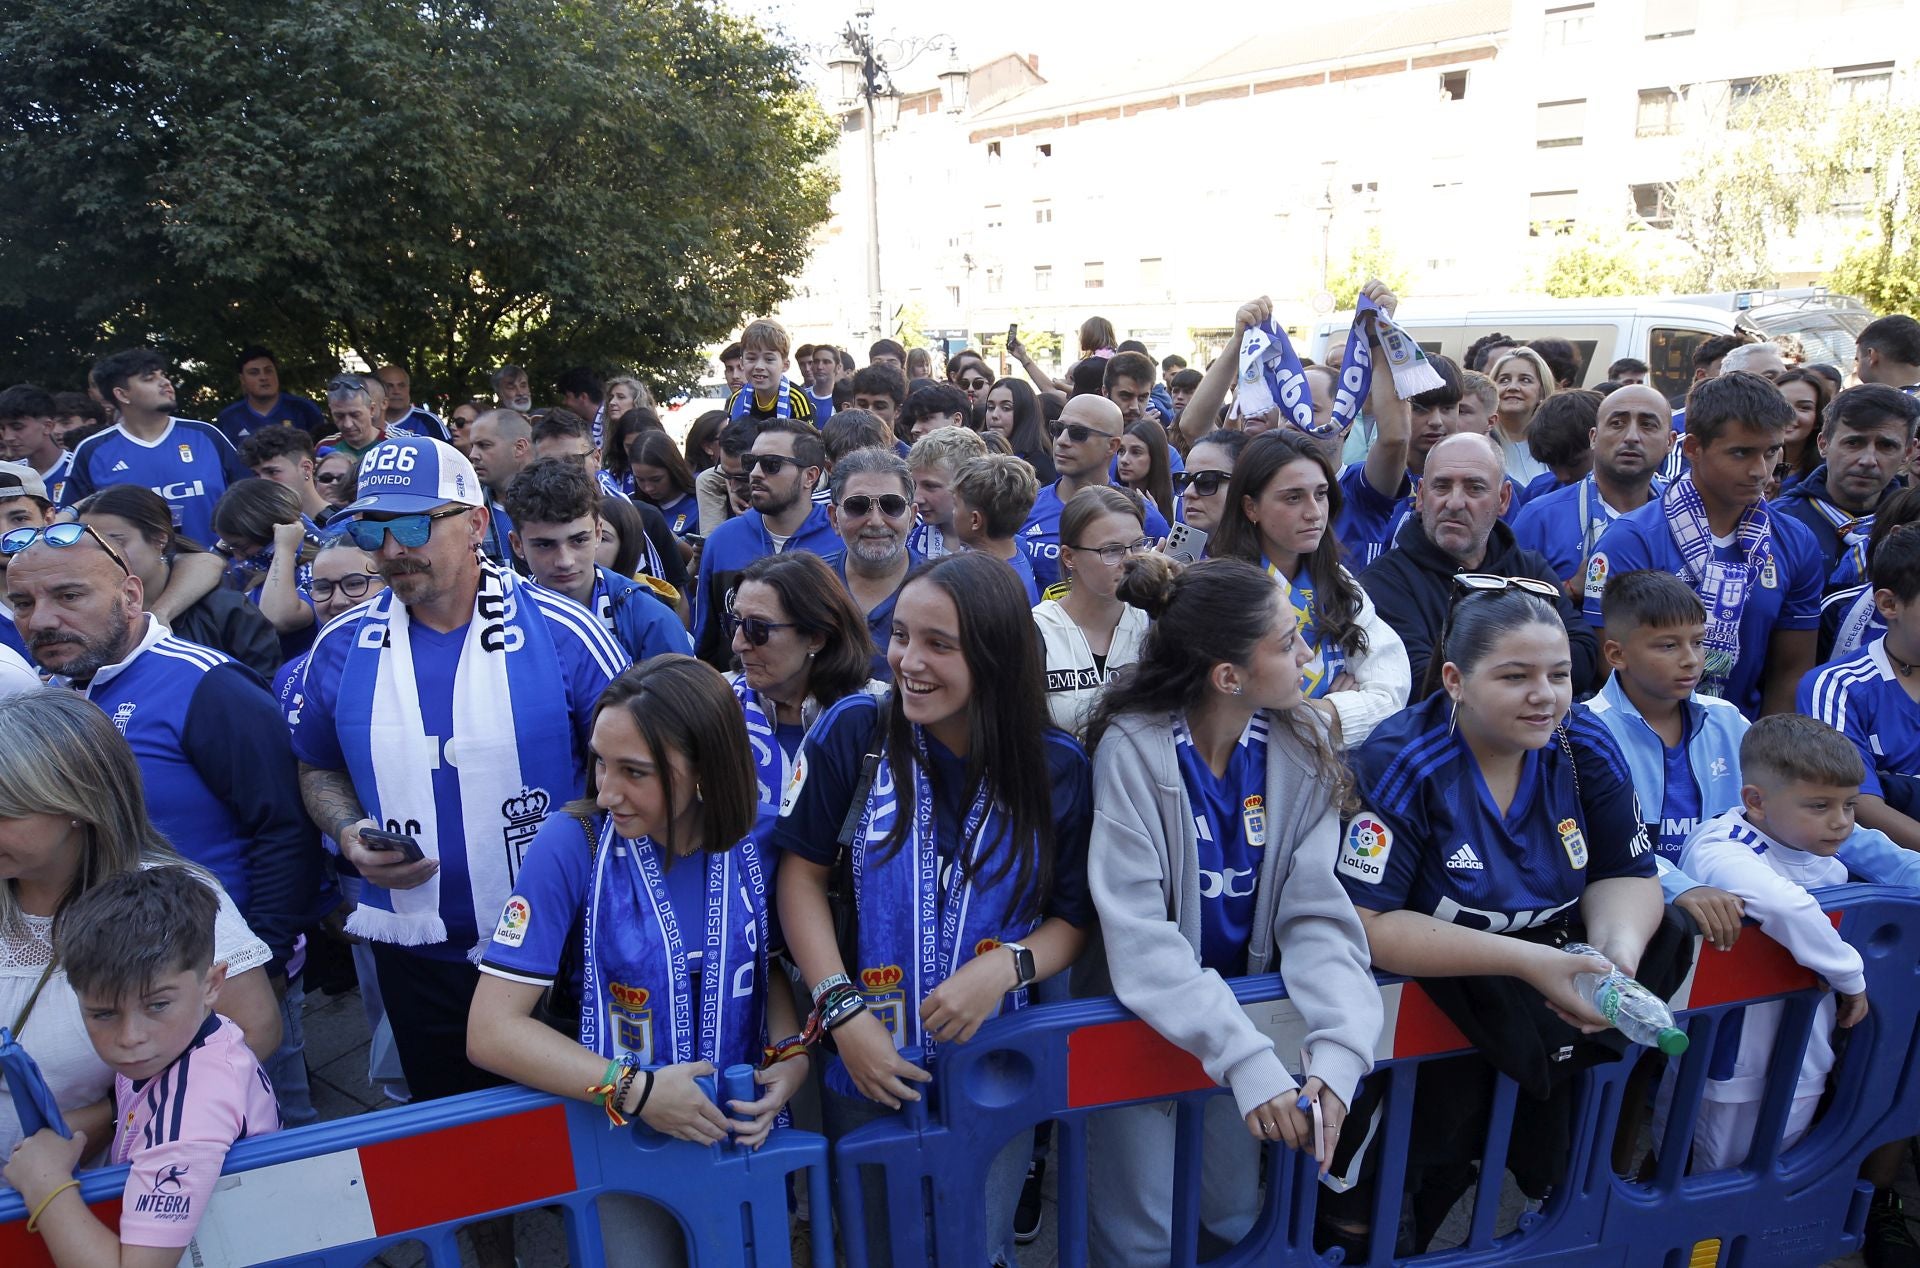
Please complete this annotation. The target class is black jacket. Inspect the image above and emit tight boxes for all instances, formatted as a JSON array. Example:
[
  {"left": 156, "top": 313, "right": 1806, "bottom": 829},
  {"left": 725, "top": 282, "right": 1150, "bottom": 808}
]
[
  {"left": 171, "top": 588, "right": 283, "bottom": 683},
  {"left": 1358, "top": 516, "right": 1599, "bottom": 699}
]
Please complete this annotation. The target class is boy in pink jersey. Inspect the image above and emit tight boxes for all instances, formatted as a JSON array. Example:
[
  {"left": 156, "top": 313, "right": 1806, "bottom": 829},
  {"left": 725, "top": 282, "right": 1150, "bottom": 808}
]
[{"left": 5, "top": 866, "right": 279, "bottom": 1265}]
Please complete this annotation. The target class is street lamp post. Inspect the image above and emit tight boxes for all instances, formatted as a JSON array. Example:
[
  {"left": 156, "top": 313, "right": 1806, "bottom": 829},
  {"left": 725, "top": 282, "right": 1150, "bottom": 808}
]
[{"left": 824, "top": 9, "right": 968, "bottom": 345}]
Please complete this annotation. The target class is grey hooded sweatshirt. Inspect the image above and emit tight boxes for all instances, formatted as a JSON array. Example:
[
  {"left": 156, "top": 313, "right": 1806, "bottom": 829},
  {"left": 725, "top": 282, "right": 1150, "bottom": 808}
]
[{"left": 1085, "top": 709, "right": 1382, "bottom": 1116}]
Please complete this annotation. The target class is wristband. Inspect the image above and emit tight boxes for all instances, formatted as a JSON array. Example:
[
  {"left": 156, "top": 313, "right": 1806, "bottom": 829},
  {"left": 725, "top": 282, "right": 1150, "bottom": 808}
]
[
  {"left": 633, "top": 1067, "right": 657, "bottom": 1117},
  {"left": 810, "top": 973, "right": 851, "bottom": 1005},
  {"left": 590, "top": 1052, "right": 642, "bottom": 1128},
  {"left": 27, "top": 1179, "right": 81, "bottom": 1234},
  {"left": 821, "top": 991, "right": 868, "bottom": 1032},
  {"left": 761, "top": 1034, "right": 809, "bottom": 1068}
]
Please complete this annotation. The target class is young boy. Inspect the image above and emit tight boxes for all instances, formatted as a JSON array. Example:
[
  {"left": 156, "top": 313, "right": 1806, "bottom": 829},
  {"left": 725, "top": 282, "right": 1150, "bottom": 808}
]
[
  {"left": 1586, "top": 569, "right": 1751, "bottom": 949},
  {"left": 726, "top": 319, "right": 816, "bottom": 425},
  {"left": 1677, "top": 715, "right": 1920, "bottom": 1172},
  {"left": 906, "top": 425, "right": 988, "bottom": 561},
  {"left": 950, "top": 453, "right": 1041, "bottom": 603},
  {"left": 4, "top": 866, "right": 279, "bottom": 1266}
]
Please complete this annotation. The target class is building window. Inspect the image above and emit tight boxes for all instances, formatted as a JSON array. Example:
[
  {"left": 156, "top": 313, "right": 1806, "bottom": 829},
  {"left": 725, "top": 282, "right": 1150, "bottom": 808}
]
[
  {"left": 1034, "top": 201, "right": 1053, "bottom": 225},
  {"left": 1440, "top": 70, "right": 1469, "bottom": 101},
  {"left": 1139, "top": 257, "right": 1163, "bottom": 288},
  {"left": 1832, "top": 62, "right": 1894, "bottom": 106},
  {"left": 1543, "top": 2, "right": 1594, "bottom": 47},
  {"left": 986, "top": 267, "right": 1003, "bottom": 294},
  {"left": 1529, "top": 189, "right": 1579, "bottom": 235},
  {"left": 1636, "top": 88, "right": 1684, "bottom": 137},
  {"left": 946, "top": 286, "right": 961, "bottom": 307},
  {"left": 986, "top": 140, "right": 1001, "bottom": 160},
  {"left": 1536, "top": 98, "right": 1587, "bottom": 148},
  {"left": 985, "top": 205, "right": 1003, "bottom": 232},
  {"left": 1034, "top": 265, "right": 1052, "bottom": 291},
  {"left": 1035, "top": 142, "right": 1053, "bottom": 160},
  {"left": 1083, "top": 261, "right": 1105, "bottom": 290},
  {"left": 1631, "top": 182, "right": 1675, "bottom": 228},
  {"left": 1644, "top": 0, "right": 1697, "bottom": 39}
]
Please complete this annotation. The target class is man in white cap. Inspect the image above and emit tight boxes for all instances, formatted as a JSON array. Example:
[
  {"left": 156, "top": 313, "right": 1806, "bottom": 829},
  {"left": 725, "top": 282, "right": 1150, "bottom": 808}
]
[{"left": 288, "top": 435, "right": 628, "bottom": 1114}]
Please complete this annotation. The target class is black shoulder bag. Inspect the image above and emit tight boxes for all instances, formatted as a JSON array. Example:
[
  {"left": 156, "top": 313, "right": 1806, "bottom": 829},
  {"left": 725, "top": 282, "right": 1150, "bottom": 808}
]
[{"left": 533, "top": 811, "right": 602, "bottom": 1036}]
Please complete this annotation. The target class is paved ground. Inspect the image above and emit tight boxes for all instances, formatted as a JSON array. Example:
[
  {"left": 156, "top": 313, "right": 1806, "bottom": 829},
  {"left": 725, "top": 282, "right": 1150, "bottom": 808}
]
[{"left": 299, "top": 981, "right": 1890, "bottom": 1266}]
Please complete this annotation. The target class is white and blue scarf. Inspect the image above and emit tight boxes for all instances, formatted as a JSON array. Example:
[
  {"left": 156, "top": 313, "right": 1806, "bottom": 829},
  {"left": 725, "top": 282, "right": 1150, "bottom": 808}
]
[
  {"left": 578, "top": 817, "right": 768, "bottom": 1068},
  {"left": 337, "top": 560, "right": 580, "bottom": 950},
  {"left": 1665, "top": 477, "right": 1775, "bottom": 700},
  {"left": 1235, "top": 291, "right": 1443, "bottom": 434},
  {"left": 1808, "top": 497, "right": 1874, "bottom": 583},
  {"left": 732, "top": 675, "right": 886, "bottom": 817},
  {"left": 729, "top": 382, "right": 796, "bottom": 421},
  {"left": 849, "top": 730, "right": 1039, "bottom": 1062}
]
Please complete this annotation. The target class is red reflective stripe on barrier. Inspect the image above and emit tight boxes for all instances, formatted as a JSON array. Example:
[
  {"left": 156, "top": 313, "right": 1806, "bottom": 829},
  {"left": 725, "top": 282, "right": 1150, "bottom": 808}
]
[
  {"left": 0, "top": 1197, "right": 121, "bottom": 1267},
  {"left": 1388, "top": 981, "right": 1474, "bottom": 1059},
  {"left": 1681, "top": 919, "right": 1836, "bottom": 1011},
  {"left": 1066, "top": 1018, "right": 1212, "bottom": 1108},
  {"left": 360, "top": 1103, "right": 576, "bottom": 1233}
]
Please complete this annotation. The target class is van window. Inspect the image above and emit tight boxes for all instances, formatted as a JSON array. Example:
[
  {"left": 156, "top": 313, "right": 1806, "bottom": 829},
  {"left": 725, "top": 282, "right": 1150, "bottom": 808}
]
[{"left": 1647, "top": 327, "right": 1710, "bottom": 401}]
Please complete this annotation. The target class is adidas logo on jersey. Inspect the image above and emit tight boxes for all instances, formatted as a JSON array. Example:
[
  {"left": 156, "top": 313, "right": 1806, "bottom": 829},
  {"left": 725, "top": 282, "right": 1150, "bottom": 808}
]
[
  {"left": 1446, "top": 842, "right": 1484, "bottom": 871},
  {"left": 111, "top": 460, "right": 131, "bottom": 472}
]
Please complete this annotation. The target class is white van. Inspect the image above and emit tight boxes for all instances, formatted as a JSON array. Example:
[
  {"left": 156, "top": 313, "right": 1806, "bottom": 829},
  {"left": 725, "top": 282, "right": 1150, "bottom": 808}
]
[{"left": 1308, "top": 292, "right": 1872, "bottom": 402}]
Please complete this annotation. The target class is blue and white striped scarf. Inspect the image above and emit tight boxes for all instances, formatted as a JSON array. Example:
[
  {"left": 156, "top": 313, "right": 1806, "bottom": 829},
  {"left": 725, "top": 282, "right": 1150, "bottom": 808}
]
[
  {"left": 1665, "top": 477, "right": 1775, "bottom": 701},
  {"left": 337, "top": 560, "right": 581, "bottom": 952},
  {"left": 579, "top": 816, "right": 768, "bottom": 1068}
]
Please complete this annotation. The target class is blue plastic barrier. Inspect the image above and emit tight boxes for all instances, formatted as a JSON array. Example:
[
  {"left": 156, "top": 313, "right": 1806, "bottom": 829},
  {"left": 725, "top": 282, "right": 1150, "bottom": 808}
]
[
  {"left": 832, "top": 885, "right": 1920, "bottom": 1267},
  {"left": 0, "top": 1080, "right": 833, "bottom": 1267}
]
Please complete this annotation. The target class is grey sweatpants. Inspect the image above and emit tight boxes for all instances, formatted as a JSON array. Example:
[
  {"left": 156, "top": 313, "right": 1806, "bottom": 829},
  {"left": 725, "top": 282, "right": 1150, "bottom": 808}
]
[{"left": 1085, "top": 1094, "right": 1262, "bottom": 1267}]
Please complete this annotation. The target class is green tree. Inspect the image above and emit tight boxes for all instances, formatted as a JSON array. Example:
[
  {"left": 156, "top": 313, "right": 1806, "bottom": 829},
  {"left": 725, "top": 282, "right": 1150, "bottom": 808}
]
[
  {"left": 1823, "top": 95, "right": 1920, "bottom": 313},
  {"left": 1322, "top": 226, "right": 1413, "bottom": 307},
  {"left": 1537, "top": 222, "right": 1679, "bottom": 298},
  {"left": 891, "top": 300, "right": 934, "bottom": 350},
  {"left": 0, "top": 0, "right": 835, "bottom": 407}
]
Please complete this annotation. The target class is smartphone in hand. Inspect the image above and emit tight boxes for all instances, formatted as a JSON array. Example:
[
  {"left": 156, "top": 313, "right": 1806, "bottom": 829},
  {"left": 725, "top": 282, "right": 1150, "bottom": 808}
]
[
  {"left": 1164, "top": 521, "right": 1208, "bottom": 564},
  {"left": 359, "top": 827, "right": 426, "bottom": 864}
]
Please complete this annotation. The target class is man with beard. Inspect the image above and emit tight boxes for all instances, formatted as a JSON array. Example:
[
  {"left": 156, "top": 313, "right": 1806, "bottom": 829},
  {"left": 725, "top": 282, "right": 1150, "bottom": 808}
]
[
  {"left": 4, "top": 518, "right": 318, "bottom": 987},
  {"left": 1773, "top": 385, "right": 1920, "bottom": 592},
  {"left": 1021, "top": 395, "right": 1169, "bottom": 590},
  {"left": 1513, "top": 384, "right": 1675, "bottom": 598},
  {"left": 288, "top": 435, "right": 625, "bottom": 1141},
  {"left": 1360, "top": 432, "right": 1598, "bottom": 697},
  {"left": 692, "top": 418, "right": 838, "bottom": 667},
  {"left": 828, "top": 448, "right": 920, "bottom": 680}
]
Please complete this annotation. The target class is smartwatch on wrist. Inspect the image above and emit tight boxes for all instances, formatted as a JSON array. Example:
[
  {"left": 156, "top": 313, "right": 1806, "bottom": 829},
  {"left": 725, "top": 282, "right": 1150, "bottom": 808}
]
[{"left": 1005, "top": 942, "right": 1036, "bottom": 989}]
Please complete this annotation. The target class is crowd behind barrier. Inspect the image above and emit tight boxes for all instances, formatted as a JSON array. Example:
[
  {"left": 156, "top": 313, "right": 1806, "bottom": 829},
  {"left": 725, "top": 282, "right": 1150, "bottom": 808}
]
[{"left": 2, "top": 885, "right": 1912, "bottom": 1267}]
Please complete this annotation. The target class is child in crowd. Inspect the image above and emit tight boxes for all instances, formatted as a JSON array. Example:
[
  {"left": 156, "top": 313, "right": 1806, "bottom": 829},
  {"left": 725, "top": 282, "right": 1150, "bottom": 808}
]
[
  {"left": 906, "top": 425, "right": 987, "bottom": 561},
  {"left": 950, "top": 453, "right": 1043, "bottom": 603},
  {"left": 5, "top": 866, "right": 279, "bottom": 1265},
  {"left": 1677, "top": 715, "right": 1920, "bottom": 1172},
  {"left": 726, "top": 319, "right": 816, "bottom": 424},
  {"left": 1586, "top": 570, "right": 1749, "bottom": 949}
]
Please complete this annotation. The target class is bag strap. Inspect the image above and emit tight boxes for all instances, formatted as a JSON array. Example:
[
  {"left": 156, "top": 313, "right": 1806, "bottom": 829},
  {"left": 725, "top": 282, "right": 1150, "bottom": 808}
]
[
  {"left": 1557, "top": 723, "right": 1582, "bottom": 800},
  {"left": 10, "top": 959, "right": 58, "bottom": 1039},
  {"left": 834, "top": 695, "right": 892, "bottom": 854},
  {"left": 572, "top": 811, "right": 600, "bottom": 863}
]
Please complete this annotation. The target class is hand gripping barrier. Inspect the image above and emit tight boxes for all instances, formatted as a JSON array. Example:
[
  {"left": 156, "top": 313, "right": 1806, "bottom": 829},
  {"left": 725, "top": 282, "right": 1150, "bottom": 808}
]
[
  {"left": 0, "top": 1078, "right": 834, "bottom": 1267},
  {"left": 833, "top": 884, "right": 1920, "bottom": 1267}
]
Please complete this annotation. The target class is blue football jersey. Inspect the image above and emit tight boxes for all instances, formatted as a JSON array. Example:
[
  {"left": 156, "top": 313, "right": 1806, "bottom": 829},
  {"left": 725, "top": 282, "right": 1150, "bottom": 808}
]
[
  {"left": 1174, "top": 714, "right": 1269, "bottom": 976},
  {"left": 1020, "top": 479, "right": 1169, "bottom": 590},
  {"left": 1799, "top": 640, "right": 1920, "bottom": 802},
  {"left": 62, "top": 419, "right": 250, "bottom": 548}
]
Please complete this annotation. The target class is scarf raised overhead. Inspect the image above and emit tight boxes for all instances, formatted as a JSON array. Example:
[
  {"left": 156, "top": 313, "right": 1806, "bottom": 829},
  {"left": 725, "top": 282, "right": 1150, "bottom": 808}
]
[{"left": 1236, "top": 291, "right": 1443, "bottom": 434}]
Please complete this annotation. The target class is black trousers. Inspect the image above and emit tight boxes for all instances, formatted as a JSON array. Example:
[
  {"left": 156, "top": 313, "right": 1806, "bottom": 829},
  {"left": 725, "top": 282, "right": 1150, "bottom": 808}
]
[{"left": 371, "top": 942, "right": 510, "bottom": 1102}]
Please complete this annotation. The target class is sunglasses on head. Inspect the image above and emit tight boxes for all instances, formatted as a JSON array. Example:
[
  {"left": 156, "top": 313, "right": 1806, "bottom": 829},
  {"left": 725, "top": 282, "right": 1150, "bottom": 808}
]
[
  {"left": 342, "top": 505, "right": 468, "bottom": 551},
  {"left": 1451, "top": 573, "right": 1561, "bottom": 602},
  {"left": 839, "top": 494, "right": 909, "bottom": 519},
  {"left": 309, "top": 572, "right": 382, "bottom": 602},
  {"left": 727, "top": 614, "right": 796, "bottom": 646},
  {"left": 1173, "top": 470, "right": 1231, "bottom": 498},
  {"left": 1061, "top": 422, "right": 1115, "bottom": 445},
  {"left": 0, "top": 521, "right": 131, "bottom": 574},
  {"left": 743, "top": 453, "right": 805, "bottom": 477}
]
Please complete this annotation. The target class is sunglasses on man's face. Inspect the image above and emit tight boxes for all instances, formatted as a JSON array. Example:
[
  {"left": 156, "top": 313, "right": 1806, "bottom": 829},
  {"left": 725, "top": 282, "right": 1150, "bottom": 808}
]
[
  {"left": 727, "top": 614, "right": 796, "bottom": 646},
  {"left": 839, "top": 494, "right": 910, "bottom": 519},
  {"left": 1060, "top": 423, "right": 1116, "bottom": 445},
  {"left": 743, "top": 453, "right": 804, "bottom": 477},
  {"left": 342, "top": 505, "right": 467, "bottom": 551},
  {"left": 1173, "top": 470, "right": 1231, "bottom": 498},
  {"left": 958, "top": 377, "right": 991, "bottom": 392}
]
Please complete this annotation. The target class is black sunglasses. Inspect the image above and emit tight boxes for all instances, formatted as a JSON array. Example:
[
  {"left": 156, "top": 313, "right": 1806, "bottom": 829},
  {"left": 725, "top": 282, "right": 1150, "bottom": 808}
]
[
  {"left": 1173, "top": 470, "right": 1231, "bottom": 498},
  {"left": 1061, "top": 422, "right": 1116, "bottom": 445},
  {"left": 727, "top": 614, "right": 797, "bottom": 646},
  {"left": 839, "top": 494, "right": 910, "bottom": 519},
  {"left": 957, "top": 377, "right": 991, "bottom": 391},
  {"left": 744, "top": 453, "right": 807, "bottom": 476}
]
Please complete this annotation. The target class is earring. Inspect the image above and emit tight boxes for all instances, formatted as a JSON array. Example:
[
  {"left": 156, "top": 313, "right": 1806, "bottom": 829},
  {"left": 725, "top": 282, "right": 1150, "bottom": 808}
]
[
  {"left": 1447, "top": 698, "right": 1460, "bottom": 735},
  {"left": 1231, "top": 684, "right": 1245, "bottom": 697}
]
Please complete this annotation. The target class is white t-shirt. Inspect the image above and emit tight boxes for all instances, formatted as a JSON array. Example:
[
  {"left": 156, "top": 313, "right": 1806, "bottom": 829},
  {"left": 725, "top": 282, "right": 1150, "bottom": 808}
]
[
  {"left": 1031, "top": 599, "right": 1148, "bottom": 738},
  {"left": 0, "top": 643, "right": 39, "bottom": 698},
  {"left": 0, "top": 860, "right": 270, "bottom": 1166}
]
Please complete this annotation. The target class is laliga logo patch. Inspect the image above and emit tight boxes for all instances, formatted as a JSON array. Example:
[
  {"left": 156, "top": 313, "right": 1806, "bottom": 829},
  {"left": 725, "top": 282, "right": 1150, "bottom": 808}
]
[
  {"left": 1558, "top": 817, "right": 1589, "bottom": 869},
  {"left": 861, "top": 965, "right": 906, "bottom": 1038},
  {"left": 1584, "top": 552, "right": 1609, "bottom": 596},
  {"left": 1338, "top": 812, "right": 1392, "bottom": 884},
  {"left": 1243, "top": 795, "right": 1268, "bottom": 849},
  {"left": 494, "top": 896, "right": 531, "bottom": 947}
]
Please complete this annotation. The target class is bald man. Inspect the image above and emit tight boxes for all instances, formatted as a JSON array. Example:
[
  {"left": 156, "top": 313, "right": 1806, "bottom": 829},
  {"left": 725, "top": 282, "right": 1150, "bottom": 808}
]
[
  {"left": 467, "top": 408, "right": 533, "bottom": 565},
  {"left": 1019, "top": 394, "right": 1170, "bottom": 589},
  {"left": 1513, "top": 384, "right": 1674, "bottom": 596},
  {"left": 1361, "top": 433, "right": 1599, "bottom": 696}
]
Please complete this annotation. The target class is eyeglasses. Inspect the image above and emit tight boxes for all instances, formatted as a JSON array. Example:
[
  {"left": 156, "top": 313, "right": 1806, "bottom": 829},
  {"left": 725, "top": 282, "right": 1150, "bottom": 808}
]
[
  {"left": 838, "top": 494, "right": 910, "bottom": 519},
  {"left": 309, "top": 572, "right": 382, "bottom": 602},
  {"left": 1173, "top": 470, "right": 1231, "bottom": 498},
  {"left": 727, "top": 614, "right": 797, "bottom": 646},
  {"left": 958, "top": 377, "right": 991, "bottom": 391},
  {"left": 1069, "top": 538, "right": 1150, "bottom": 565},
  {"left": 0, "top": 521, "right": 131, "bottom": 575},
  {"left": 743, "top": 454, "right": 806, "bottom": 477},
  {"left": 1061, "top": 423, "right": 1117, "bottom": 445},
  {"left": 342, "top": 505, "right": 468, "bottom": 551}
]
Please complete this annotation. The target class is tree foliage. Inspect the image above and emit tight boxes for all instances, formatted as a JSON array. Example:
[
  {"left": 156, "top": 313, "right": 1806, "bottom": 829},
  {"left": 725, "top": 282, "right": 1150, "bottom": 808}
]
[
  {"left": 1823, "top": 95, "right": 1920, "bottom": 314},
  {"left": 1537, "top": 222, "right": 1680, "bottom": 298},
  {"left": 0, "top": 0, "right": 837, "bottom": 406},
  {"left": 1323, "top": 226, "right": 1413, "bottom": 307}
]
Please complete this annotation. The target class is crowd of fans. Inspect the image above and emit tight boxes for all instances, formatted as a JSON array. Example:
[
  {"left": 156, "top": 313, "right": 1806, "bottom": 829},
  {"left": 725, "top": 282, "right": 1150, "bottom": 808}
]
[{"left": 2, "top": 298, "right": 1920, "bottom": 1266}]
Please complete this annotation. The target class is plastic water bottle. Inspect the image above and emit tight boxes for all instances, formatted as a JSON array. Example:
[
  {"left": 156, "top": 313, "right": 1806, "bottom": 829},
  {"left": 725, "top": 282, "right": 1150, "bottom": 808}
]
[{"left": 1563, "top": 942, "right": 1690, "bottom": 1055}]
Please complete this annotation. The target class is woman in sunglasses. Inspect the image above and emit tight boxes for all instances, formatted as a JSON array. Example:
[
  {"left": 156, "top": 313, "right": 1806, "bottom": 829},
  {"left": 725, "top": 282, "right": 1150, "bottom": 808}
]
[
  {"left": 945, "top": 349, "right": 996, "bottom": 409},
  {"left": 1171, "top": 429, "right": 1248, "bottom": 538},
  {"left": 726, "top": 552, "right": 882, "bottom": 835},
  {"left": 1211, "top": 432, "right": 1409, "bottom": 746},
  {"left": 1315, "top": 580, "right": 1674, "bottom": 1259},
  {"left": 73, "top": 486, "right": 283, "bottom": 682},
  {"left": 314, "top": 450, "right": 359, "bottom": 512},
  {"left": 1081, "top": 554, "right": 1377, "bottom": 1266},
  {"left": 1033, "top": 487, "right": 1149, "bottom": 738},
  {"left": 469, "top": 657, "right": 807, "bottom": 1260},
  {"left": 774, "top": 551, "right": 1093, "bottom": 1263},
  {"left": 981, "top": 378, "right": 1058, "bottom": 484}
]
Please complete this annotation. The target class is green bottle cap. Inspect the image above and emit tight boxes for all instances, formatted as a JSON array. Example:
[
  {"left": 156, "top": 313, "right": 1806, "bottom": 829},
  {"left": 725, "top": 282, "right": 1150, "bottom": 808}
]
[{"left": 1656, "top": 1028, "right": 1690, "bottom": 1056}]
